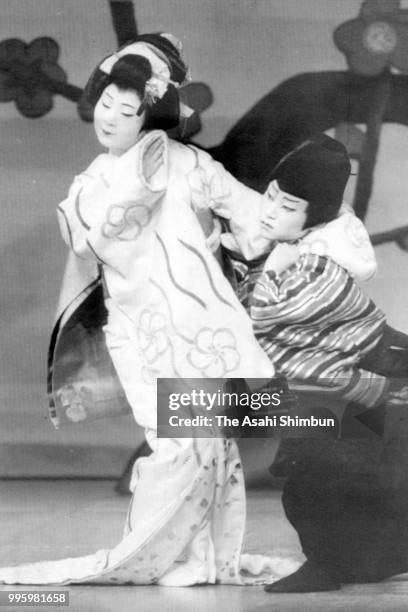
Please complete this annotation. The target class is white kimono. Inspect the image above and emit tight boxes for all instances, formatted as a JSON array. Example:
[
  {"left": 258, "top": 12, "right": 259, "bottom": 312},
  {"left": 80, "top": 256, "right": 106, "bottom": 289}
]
[{"left": 0, "top": 131, "right": 298, "bottom": 586}]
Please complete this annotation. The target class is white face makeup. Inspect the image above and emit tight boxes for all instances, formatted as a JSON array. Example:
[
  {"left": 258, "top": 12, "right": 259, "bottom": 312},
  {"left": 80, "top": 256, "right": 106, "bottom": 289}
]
[
  {"left": 94, "top": 83, "right": 146, "bottom": 155},
  {"left": 260, "top": 180, "right": 309, "bottom": 242}
]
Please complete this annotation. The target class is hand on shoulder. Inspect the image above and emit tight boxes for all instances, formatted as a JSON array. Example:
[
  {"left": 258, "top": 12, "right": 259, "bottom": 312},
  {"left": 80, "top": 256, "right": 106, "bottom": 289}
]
[{"left": 265, "top": 242, "right": 300, "bottom": 275}]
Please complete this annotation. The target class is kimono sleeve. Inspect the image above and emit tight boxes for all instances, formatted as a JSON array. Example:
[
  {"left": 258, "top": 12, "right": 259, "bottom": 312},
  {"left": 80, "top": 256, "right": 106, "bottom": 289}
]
[
  {"left": 300, "top": 205, "right": 377, "bottom": 282},
  {"left": 249, "top": 254, "right": 327, "bottom": 325},
  {"left": 57, "top": 131, "right": 168, "bottom": 261},
  {"left": 188, "top": 147, "right": 271, "bottom": 261},
  {"left": 250, "top": 253, "right": 388, "bottom": 407}
]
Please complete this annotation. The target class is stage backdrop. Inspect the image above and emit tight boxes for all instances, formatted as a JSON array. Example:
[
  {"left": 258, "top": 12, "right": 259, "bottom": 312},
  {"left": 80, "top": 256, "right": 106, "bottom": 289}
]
[{"left": 0, "top": 0, "right": 407, "bottom": 477}]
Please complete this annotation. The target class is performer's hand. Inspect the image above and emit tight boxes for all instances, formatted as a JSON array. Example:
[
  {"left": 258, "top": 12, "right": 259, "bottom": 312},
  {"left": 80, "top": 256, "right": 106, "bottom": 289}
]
[
  {"left": 205, "top": 218, "right": 222, "bottom": 253},
  {"left": 220, "top": 232, "right": 241, "bottom": 254},
  {"left": 265, "top": 243, "right": 300, "bottom": 275},
  {"left": 142, "top": 135, "right": 165, "bottom": 182}
]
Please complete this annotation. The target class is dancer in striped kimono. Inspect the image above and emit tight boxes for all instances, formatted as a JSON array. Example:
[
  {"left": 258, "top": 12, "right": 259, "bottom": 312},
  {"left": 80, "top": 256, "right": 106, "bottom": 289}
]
[
  {"left": 230, "top": 134, "right": 408, "bottom": 411},
  {"left": 227, "top": 134, "right": 408, "bottom": 592}
]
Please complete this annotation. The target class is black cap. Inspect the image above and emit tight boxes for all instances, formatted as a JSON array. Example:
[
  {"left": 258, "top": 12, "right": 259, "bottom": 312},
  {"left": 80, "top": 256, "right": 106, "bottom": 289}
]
[{"left": 269, "top": 134, "right": 351, "bottom": 228}]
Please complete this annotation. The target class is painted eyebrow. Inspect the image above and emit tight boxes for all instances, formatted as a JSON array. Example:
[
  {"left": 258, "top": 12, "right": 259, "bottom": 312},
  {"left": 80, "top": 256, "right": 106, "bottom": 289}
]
[
  {"left": 120, "top": 103, "right": 138, "bottom": 111},
  {"left": 103, "top": 92, "right": 113, "bottom": 101},
  {"left": 269, "top": 183, "right": 303, "bottom": 204},
  {"left": 283, "top": 195, "right": 305, "bottom": 204}
]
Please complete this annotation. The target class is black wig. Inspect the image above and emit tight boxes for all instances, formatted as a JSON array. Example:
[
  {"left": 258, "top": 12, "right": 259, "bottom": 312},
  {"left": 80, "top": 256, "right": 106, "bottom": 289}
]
[{"left": 82, "top": 33, "right": 188, "bottom": 132}]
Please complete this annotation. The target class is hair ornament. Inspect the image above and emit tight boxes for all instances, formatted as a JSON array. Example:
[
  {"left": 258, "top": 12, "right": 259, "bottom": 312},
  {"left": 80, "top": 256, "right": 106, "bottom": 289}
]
[{"left": 144, "top": 73, "right": 168, "bottom": 105}]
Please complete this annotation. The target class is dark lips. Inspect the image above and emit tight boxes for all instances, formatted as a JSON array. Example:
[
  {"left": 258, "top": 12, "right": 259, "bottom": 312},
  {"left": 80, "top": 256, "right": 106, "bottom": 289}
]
[{"left": 261, "top": 220, "right": 274, "bottom": 231}]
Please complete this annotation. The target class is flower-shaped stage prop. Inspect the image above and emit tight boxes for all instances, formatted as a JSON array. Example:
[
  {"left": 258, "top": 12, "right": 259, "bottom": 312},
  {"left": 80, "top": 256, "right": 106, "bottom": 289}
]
[
  {"left": 334, "top": 0, "right": 408, "bottom": 77},
  {"left": 333, "top": 0, "right": 408, "bottom": 221},
  {"left": 0, "top": 3, "right": 213, "bottom": 138},
  {"left": 0, "top": 37, "right": 82, "bottom": 118}
]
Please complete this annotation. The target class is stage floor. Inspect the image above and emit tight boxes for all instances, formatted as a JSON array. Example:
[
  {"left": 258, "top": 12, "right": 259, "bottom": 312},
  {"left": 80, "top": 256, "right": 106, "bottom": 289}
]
[{"left": 0, "top": 482, "right": 407, "bottom": 611}]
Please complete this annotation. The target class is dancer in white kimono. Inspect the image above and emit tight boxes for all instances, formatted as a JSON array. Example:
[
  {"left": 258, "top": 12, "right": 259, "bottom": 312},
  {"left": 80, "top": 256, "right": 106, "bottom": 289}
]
[{"left": 0, "top": 33, "right": 298, "bottom": 586}]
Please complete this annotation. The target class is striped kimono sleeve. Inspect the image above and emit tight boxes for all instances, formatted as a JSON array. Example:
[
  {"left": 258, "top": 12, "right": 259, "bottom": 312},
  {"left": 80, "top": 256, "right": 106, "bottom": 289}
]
[
  {"left": 250, "top": 254, "right": 388, "bottom": 407},
  {"left": 250, "top": 254, "right": 333, "bottom": 326},
  {"left": 228, "top": 257, "right": 266, "bottom": 310}
]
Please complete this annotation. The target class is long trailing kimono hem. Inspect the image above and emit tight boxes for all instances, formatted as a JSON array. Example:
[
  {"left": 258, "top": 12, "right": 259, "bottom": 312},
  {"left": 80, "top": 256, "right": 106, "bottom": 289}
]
[
  {"left": 0, "top": 438, "right": 300, "bottom": 586},
  {"left": 0, "top": 130, "right": 302, "bottom": 587}
]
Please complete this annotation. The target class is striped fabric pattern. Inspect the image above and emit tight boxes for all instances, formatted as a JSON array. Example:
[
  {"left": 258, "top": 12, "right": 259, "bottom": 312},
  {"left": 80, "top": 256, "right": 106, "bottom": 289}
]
[
  {"left": 230, "top": 257, "right": 265, "bottom": 308},
  {"left": 236, "top": 253, "right": 388, "bottom": 407}
]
